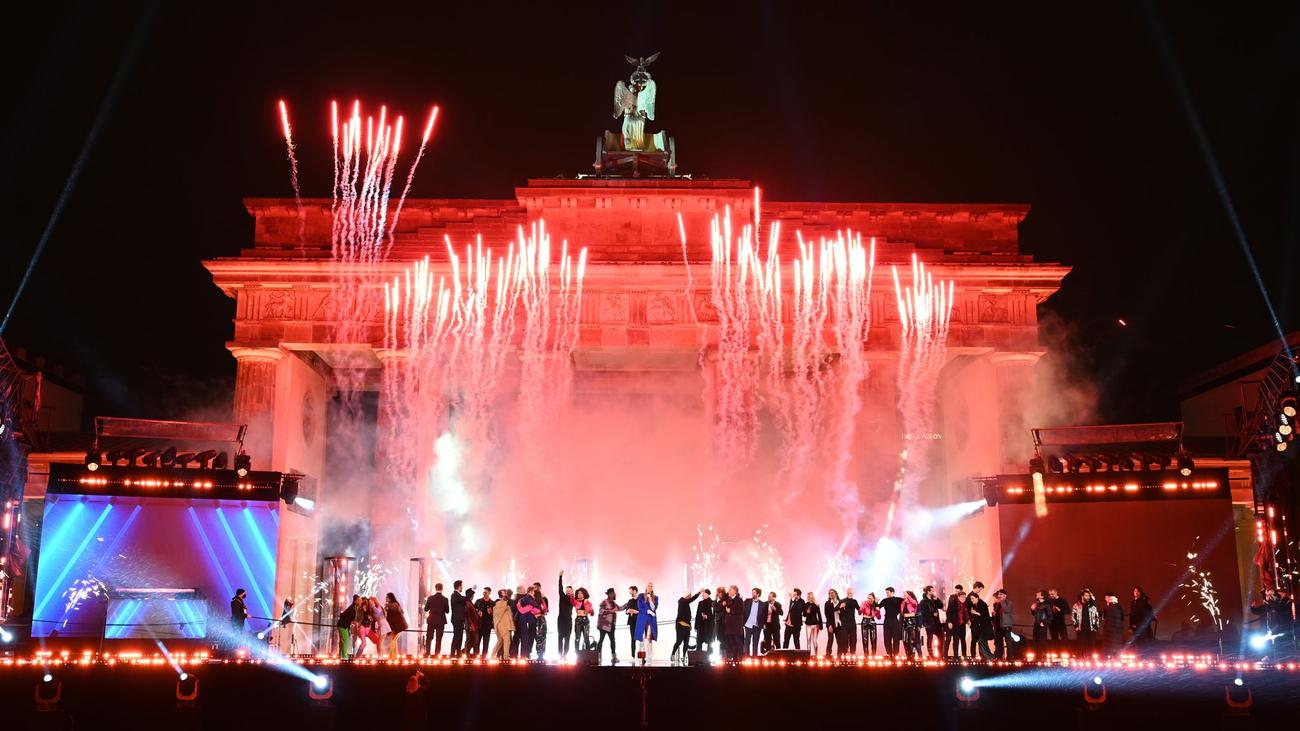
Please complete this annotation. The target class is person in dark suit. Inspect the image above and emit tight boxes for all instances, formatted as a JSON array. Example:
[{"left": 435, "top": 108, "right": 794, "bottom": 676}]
[
  {"left": 694, "top": 589, "right": 715, "bottom": 654},
  {"left": 838, "top": 589, "right": 860, "bottom": 655},
  {"left": 474, "top": 587, "right": 494, "bottom": 655},
  {"left": 968, "top": 587, "right": 996, "bottom": 659},
  {"left": 1129, "top": 586, "right": 1156, "bottom": 646},
  {"left": 879, "top": 587, "right": 904, "bottom": 657},
  {"left": 945, "top": 585, "right": 965, "bottom": 658},
  {"left": 624, "top": 586, "right": 640, "bottom": 660},
  {"left": 784, "top": 589, "right": 805, "bottom": 649},
  {"left": 762, "top": 592, "right": 783, "bottom": 652},
  {"left": 557, "top": 571, "right": 574, "bottom": 656},
  {"left": 449, "top": 580, "right": 469, "bottom": 656},
  {"left": 1048, "top": 588, "right": 1070, "bottom": 643},
  {"left": 723, "top": 586, "right": 746, "bottom": 661},
  {"left": 423, "top": 583, "right": 449, "bottom": 656},
  {"left": 742, "top": 588, "right": 768, "bottom": 656},
  {"left": 230, "top": 589, "right": 248, "bottom": 633}
]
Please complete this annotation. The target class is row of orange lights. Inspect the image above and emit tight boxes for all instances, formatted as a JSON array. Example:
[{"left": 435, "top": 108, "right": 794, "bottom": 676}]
[
  {"left": 1006, "top": 480, "right": 1220, "bottom": 496},
  {"left": 76, "top": 477, "right": 265, "bottom": 491},
  {"left": 3, "top": 652, "right": 1295, "bottom": 673}
]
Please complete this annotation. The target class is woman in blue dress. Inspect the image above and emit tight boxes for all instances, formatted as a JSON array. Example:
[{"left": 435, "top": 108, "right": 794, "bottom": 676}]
[{"left": 635, "top": 582, "right": 659, "bottom": 664}]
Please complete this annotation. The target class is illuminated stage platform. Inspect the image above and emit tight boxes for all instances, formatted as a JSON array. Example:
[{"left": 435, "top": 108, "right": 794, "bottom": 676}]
[{"left": 2, "top": 654, "right": 1298, "bottom": 727}]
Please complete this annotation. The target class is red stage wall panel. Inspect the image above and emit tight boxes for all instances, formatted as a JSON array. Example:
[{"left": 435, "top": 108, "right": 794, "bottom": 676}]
[{"left": 996, "top": 497, "right": 1242, "bottom": 640}]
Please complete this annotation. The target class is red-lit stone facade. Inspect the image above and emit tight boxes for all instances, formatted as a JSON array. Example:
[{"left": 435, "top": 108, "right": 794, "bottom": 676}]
[{"left": 205, "top": 178, "right": 1068, "bottom": 586}]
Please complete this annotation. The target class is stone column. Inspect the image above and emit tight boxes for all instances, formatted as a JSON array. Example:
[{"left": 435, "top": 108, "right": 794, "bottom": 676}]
[
  {"left": 989, "top": 351, "right": 1043, "bottom": 473},
  {"left": 229, "top": 345, "right": 283, "bottom": 470}
]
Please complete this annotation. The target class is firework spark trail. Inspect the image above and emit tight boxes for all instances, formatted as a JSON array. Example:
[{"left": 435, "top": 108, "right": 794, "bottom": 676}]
[
  {"left": 277, "top": 100, "right": 305, "bottom": 245},
  {"left": 751, "top": 526, "right": 786, "bottom": 600},
  {"left": 386, "top": 106, "right": 439, "bottom": 254},
  {"left": 690, "top": 524, "right": 722, "bottom": 590},
  {"left": 382, "top": 222, "right": 588, "bottom": 563},
  {"left": 60, "top": 576, "right": 108, "bottom": 628},
  {"left": 885, "top": 253, "right": 955, "bottom": 538}
]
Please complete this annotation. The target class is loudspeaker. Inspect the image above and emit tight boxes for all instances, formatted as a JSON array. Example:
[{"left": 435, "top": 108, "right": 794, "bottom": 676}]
[
  {"left": 687, "top": 650, "right": 711, "bottom": 666},
  {"left": 766, "top": 649, "right": 810, "bottom": 662},
  {"left": 576, "top": 649, "right": 601, "bottom": 666}
]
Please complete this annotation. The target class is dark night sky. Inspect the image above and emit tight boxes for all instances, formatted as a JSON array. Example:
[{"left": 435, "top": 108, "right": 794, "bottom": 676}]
[{"left": 1, "top": 2, "right": 1296, "bottom": 425}]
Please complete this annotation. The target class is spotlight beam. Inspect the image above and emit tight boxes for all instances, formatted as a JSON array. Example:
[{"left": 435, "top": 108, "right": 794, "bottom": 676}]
[
  {"left": 0, "top": 2, "right": 160, "bottom": 337},
  {"left": 1143, "top": 3, "right": 1296, "bottom": 376}
]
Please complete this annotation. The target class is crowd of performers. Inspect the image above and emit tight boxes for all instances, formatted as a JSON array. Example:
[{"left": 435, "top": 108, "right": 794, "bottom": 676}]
[{"left": 301, "top": 574, "right": 1295, "bottom": 664}]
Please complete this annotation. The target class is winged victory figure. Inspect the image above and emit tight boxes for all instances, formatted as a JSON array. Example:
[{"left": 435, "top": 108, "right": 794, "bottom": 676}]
[{"left": 613, "top": 52, "right": 659, "bottom": 151}]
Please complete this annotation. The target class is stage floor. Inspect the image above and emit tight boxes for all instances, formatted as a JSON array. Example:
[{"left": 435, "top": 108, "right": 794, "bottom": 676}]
[{"left": 1, "top": 657, "right": 1297, "bottom": 728}]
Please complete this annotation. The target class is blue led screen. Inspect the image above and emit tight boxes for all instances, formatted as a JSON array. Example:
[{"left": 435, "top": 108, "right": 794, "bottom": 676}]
[{"left": 32, "top": 494, "right": 280, "bottom": 638}]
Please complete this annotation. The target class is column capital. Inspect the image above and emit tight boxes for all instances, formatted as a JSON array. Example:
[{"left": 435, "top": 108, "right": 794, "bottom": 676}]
[
  {"left": 988, "top": 350, "right": 1043, "bottom": 365},
  {"left": 227, "top": 344, "right": 285, "bottom": 362}
]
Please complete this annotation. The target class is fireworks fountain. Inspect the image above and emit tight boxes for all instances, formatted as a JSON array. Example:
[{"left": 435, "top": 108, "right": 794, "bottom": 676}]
[{"left": 273, "top": 101, "right": 964, "bottom": 606}]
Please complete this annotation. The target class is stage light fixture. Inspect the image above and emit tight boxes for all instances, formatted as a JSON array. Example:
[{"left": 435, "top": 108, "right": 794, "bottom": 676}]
[
  {"left": 194, "top": 450, "right": 218, "bottom": 468},
  {"left": 139, "top": 450, "right": 160, "bottom": 467},
  {"left": 234, "top": 452, "right": 251, "bottom": 477},
  {"left": 35, "top": 673, "right": 60, "bottom": 709},
  {"left": 176, "top": 672, "right": 199, "bottom": 703},
  {"left": 43, "top": 673, "right": 52, "bottom": 683},
  {"left": 1080, "top": 456, "right": 1101, "bottom": 472},
  {"left": 1249, "top": 632, "right": 1269, "bottom": 651},
  {"left": 84, "top": 450, "right": 102, "bottom": 471},
  {"left": 0, "top": 626, "right": 12, "bottom": 642},
  {"left": 1225, "top": 677, "right": 1252, "bottom": 710},
  {"left": 1046, "top": 455, "right": 1064, "bottom": 473},
  {"left": 161, "top": 446, "right": 177, "bottom": 467},
  {"left": 104, "top": 450, "right": 122, "bottom": 466},
  {"left": 281, "top": 475, "right": 301, "bottom": 505},
  {"left": 1065, "top": 455, "right": 1082, "bottom": 473},
  {"left": 1029, "top": 455, "right": 1045, "bottom": 477},
  {"left": 955, "top": 676, "right": 979, "bottom": 704},
  {"left": 308, "top": 673, "right": 333, "bottom": 701},
  {"left": 1280, "top": 392, "right": 1297, "bottom": 418},
  {"left": 1177, "top": 455, "right": 1194, "bottom": 477},
  {"left": 175, "top": 452, "right": 197, "bottom": 468},
  {"left": 1154, "top": 454, "right": 1172, "bottom": 470},
  {"left": 1083, "top": 675, "right": 1106, "bottom": 705},
  {"left": 213, "top": 451, "right": 229, "bottom": 470}
]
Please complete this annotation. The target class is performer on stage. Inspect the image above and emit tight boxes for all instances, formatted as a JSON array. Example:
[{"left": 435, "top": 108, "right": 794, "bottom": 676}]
[
  {"left": 784, "top": 588, "right": 805, "bottom": 649},
  {"left": 823, "top": 589, "right": 841, "bottom": 658},
  {"left": 672, "top": 589, "right": 701, "bottom": 664},
  {"left": 860, "top": 592, "right": 881, "bottom": 656},
  {"left": 336, "top": 595, "right": 360, "bottom": 660},
  {"left": 723, "top": 586, "right": 745, "bottom": 661},
  {"left": 424, "top": 583, "right": 449, "bottom": 656},
  {"left": 919, "top": 586, "right": 944, "bottom": 658},
  {"left": 492, "top": 589, "right": 515, "bottom": 660},
  {"left": 1129, "top": 586, "right": 1156, "bottom": 645},
  {"left": 742, "top": 588, "right": 767, "bottom": 656},
  {"left": 624, "top": 586, "right": 640, "bottom": 661},
  {"left": 597, "top": 588, "right": 620, "bottom": 664},
  {"left": 558, "top": 572, "right": 574, "bottom": 656},
  {"left": 712, "top": 585, "right": 727, "bottom": 653},
  {"left": 879, "top": 587, "right": 904, "bottom": 658},
  {"left": 763, "top": 591, "right": 783, "bottom": 653},
  {"left": 449, "top": 580, "right": 468, "bottom": 656},
  {"left": 384, "top": 591, "right": 408, "bottom": 658},
  {"left": 1072, "top": 588, "right": 1100, "bottom": 655},
  {"left": 945, "top": 585, "right": 966, "bottom": 658},
  {"left": 573, "top": 588, "right": 593, "bottom": 652},
  {"left": 636, "top": 582, "right": 659, "bottom": 664},
  {"left": 838, "top": 589, "right": 860, "bottom": 656},
  {"left": 803, "top": 592, "right": 823, "bottom": 653},
  {"left": 475, "top": 587, "right": 494, "bottom": 656},
  {"left": 695, "top": 588, "right": 715, "bottom": 655},
  {"left": 230, "top": 588, "right": 248, "bottom": 634}
]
